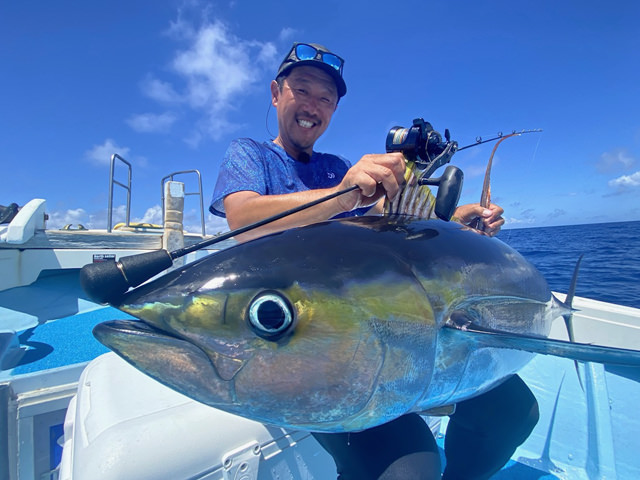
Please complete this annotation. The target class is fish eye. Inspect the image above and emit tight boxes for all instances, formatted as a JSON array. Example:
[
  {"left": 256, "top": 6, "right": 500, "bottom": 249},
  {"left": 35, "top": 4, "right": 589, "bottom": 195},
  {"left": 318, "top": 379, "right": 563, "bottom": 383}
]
[{"left": 248, "top": 292, "right": 294, "bottom": 339}]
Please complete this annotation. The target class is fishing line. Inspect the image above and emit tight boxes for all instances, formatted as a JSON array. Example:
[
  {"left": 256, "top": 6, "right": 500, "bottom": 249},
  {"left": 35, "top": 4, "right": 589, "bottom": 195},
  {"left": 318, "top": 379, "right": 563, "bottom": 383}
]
[
  {"left": 531, "top": 133, "right": 543, "bottom": 165},
  {"left": 500, "top": 133, "right": 543, "bottom": 245}
]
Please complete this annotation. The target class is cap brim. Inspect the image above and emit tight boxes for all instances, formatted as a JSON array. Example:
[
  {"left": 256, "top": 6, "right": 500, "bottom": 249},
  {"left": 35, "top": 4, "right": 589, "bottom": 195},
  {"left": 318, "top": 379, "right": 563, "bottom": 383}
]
[{"left": 278, "top": 61, "right": 347, "bottom": 98}]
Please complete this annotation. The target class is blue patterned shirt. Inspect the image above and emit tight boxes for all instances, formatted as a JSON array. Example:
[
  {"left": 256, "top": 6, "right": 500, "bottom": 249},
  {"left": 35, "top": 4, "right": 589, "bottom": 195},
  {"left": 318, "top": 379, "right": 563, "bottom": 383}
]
[{"left": 210, "top": 138, "right": 370, "bottom": 218}]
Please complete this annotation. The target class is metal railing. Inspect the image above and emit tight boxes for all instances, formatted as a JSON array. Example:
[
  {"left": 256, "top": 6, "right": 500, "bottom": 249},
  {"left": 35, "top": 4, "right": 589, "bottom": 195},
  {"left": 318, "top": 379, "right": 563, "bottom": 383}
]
[
  {"left": 106, "top": 156, "right": 206, "bottom": 236},
  {"left": 161, "top": 170, "right": 206, "bottom": 236},
  {"left": 107, "top": 154, "right": 132, "bottom": 233}
]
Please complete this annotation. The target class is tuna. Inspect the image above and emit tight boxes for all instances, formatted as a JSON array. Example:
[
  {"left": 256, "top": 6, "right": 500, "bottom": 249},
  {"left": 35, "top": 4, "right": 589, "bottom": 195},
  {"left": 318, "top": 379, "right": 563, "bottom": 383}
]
[{"left": 94, "top": 215, "right": 640, "bottom": 432}]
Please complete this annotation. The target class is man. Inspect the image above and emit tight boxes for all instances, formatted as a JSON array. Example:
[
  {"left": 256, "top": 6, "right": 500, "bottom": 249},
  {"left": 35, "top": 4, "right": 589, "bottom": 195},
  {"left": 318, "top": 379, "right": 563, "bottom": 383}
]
[{"left": 210, "top": 42, "right": 538, "bottom": 479}]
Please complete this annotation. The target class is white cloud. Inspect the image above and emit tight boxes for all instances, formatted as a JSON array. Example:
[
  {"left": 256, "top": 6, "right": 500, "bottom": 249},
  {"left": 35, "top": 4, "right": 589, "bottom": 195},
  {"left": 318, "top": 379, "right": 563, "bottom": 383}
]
[
  {"left": 192, "top": 113, "right": 241, "bottom": 146},
  {"left": 84, "top": 139, "right": 130, "bottom": 166},
  {"left": 504, "top": 208, "right": 537, "bottom": 226},
  {"left": 137, "top": 205, "right": 164, "bottom": 225},
  {"left": 204, "top": 214, "right": 228, "bottom": 236},
  {"left": 132, "top": 10, "right": 280, "bottom": 145},
  {"left": 597, "top": 149, "right": 636, "bottom": 173},
  {"left": 141, "top": 76, "right": 182, "bottom": 104},
  {"left": 278, "top": 28, "right": 297, "bottom": 43},
  {"left": 608, "top": 171, "right": 640, "bottom": 188},
  {"left": 45, "top": 204, "right": 228, "bottom": 237},
  {"left": 170, "top": 21, "right": 277, "bottom": 110},
  {"left": 84, "top": 139, "right": 149, "bottom": 169},
  {"left": 46, "top": 206, "right": 116, "bottom": 230},
  {"left": 46, "top": 208, "right": 89, "bottom": 229},
  {"left": 505, "top": 217, "right": 536, "bottom": 226},
  {"left": 126, "top": 112, "right": 177, "bottom": 133}
]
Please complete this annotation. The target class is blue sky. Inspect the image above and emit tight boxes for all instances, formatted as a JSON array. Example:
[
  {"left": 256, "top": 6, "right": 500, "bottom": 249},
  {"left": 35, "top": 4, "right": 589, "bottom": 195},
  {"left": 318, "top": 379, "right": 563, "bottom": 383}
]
[{"left": 1, "top": 0, "right": 639, "bottom": 233}]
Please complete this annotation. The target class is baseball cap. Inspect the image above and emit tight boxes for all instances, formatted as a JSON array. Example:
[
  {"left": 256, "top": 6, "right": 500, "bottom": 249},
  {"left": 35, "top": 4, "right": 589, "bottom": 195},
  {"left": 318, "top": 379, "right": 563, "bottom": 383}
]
[{"left": 276, "top": 42, "right": 347, "bottom": 98}]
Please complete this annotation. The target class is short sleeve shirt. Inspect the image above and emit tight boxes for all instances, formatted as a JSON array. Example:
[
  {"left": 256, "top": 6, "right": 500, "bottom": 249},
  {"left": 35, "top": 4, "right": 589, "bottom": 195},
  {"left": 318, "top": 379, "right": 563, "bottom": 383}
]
[{"left": 210, "top": 138, "right": 370, "bottom": 218}]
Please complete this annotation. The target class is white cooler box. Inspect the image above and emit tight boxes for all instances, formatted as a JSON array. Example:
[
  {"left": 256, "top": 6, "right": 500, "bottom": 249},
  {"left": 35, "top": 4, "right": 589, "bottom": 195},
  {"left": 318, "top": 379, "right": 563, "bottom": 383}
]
[
  {"left": 59, "top": 352, "right": 442, "bottom": 480},
  {"left": 58, "top": 353, "right": 339, "bottom": 480}
]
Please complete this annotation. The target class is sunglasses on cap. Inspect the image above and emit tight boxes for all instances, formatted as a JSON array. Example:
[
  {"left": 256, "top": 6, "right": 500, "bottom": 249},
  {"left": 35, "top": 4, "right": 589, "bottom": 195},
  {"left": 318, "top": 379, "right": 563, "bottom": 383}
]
[{"left": 290, "top": 43, "right": 344, "bottom": 75}]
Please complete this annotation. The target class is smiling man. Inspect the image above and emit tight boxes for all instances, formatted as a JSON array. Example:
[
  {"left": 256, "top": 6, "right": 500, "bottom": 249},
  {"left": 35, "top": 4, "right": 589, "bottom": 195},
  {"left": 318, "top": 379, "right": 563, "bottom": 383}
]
[
  {"left": 211, "top": 43, "right": 410, "bottom": 241},
  {"left": 209, "top": 43, "right": 532, "bottom": 479}
]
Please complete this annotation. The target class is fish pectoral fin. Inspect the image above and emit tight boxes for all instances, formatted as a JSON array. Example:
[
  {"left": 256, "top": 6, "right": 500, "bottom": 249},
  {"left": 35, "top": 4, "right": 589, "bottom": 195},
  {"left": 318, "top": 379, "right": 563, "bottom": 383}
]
[{"left": 446, "top": 324, "right": 640, "bottom": 366}]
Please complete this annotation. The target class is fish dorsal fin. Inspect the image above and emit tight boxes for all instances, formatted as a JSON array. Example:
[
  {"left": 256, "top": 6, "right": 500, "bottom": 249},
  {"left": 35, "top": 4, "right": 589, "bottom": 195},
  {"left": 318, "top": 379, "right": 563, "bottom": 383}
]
[
  {"left": 446, "top": 323, "right": 640, "bottom": 366},
  {"left": 383, "top": 158, "right": 436, "bottom": 219}
]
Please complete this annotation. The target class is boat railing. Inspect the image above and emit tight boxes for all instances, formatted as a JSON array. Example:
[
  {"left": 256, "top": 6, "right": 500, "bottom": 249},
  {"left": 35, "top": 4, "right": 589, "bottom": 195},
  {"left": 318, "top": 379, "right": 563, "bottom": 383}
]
[
  {"left": 161, "top": 170, "right": 206, "bottom": 236},
  {"left": 107, "top": 154, "right": 132, "bottom": 233},
  {"left": 106, "top": 154, "right": 206, "bottom": 236}
]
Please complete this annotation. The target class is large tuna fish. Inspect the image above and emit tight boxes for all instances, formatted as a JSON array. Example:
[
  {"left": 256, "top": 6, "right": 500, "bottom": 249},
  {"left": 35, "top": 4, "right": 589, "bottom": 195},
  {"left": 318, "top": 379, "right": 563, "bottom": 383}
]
[{"left": 93, "top": 214, "right": 640, "bottom": 433}]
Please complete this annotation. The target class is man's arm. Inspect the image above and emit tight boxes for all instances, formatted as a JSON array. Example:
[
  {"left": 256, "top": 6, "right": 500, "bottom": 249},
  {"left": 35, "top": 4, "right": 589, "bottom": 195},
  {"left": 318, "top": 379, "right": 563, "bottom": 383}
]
[{"left": 224, "top": 152, "right": 406, "bottom": 241}]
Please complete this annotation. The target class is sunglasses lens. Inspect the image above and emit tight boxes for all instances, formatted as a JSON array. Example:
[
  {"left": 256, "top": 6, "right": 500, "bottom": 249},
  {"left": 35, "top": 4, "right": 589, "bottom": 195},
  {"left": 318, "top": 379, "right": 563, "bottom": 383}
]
[
  {"left": 295, "top": 44, "right": 318, "bottom": 61},
  {"left": 293, "top": 44, "right": 343, "bottom": 75},
  {"left": 322, "top": 53, "right": 342, "bottom": 71}
]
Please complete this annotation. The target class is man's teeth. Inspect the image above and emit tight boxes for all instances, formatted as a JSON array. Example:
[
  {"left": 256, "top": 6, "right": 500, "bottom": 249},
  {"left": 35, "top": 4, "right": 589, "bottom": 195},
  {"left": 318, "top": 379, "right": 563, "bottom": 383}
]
[{"left": 298, "top": 119, "right": 314, "bottom": 128}]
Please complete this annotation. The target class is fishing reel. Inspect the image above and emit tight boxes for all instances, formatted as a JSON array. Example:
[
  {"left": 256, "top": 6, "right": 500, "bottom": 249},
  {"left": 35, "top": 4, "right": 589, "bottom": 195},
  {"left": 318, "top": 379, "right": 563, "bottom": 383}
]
[
  {"left": 386, "top": 118, "right": 458, "bottom": 177},
  {"left": 386, "top": 118, "right": 463, "bottom": 221}
]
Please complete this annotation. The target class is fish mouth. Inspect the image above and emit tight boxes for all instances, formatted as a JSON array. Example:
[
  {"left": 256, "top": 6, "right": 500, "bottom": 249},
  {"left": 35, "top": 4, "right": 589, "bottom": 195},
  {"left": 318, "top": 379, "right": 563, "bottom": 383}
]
[{"left": 93, "top": 320, "right": 237, "bottom": 406}]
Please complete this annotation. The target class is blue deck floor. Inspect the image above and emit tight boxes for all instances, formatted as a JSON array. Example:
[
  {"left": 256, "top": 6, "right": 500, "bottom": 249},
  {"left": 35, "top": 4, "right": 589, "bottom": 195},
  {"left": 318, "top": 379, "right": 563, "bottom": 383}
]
[{"left": 1, "top": 306, "right": 133, "bottom": 379}]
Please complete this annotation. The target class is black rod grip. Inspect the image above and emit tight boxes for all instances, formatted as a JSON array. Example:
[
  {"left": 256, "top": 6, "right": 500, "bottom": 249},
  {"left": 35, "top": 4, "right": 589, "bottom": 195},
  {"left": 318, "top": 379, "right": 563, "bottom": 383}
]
[{"left": 80, "top": 250, "right": 173, "bottom": 305}]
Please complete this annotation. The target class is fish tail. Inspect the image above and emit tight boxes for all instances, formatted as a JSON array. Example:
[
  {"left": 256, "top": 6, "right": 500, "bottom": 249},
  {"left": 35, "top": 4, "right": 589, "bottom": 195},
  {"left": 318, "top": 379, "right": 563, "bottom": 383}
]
[{"left": 562, "top": 254, "right": 584, "bottom": 340}]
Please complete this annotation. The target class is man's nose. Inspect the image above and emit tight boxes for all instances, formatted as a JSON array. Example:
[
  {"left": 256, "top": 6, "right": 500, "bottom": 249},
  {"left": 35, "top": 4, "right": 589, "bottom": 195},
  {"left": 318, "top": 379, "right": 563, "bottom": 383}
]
[{"left": 301, "top": 94, "right": 321, "bottom": 114}]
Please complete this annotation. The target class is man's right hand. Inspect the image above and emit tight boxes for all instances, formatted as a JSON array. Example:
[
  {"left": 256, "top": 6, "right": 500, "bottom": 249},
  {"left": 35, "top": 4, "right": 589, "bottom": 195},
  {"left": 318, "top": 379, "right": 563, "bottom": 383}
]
[{"left": 335, "top": 153, "right": 406, "bottom": 212}]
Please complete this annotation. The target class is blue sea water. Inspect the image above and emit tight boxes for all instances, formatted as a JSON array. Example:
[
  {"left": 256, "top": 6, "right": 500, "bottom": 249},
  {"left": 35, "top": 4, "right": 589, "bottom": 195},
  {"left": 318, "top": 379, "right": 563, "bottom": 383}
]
[{"left": 498, "top": 220, "right": 640, "bottom": 309}]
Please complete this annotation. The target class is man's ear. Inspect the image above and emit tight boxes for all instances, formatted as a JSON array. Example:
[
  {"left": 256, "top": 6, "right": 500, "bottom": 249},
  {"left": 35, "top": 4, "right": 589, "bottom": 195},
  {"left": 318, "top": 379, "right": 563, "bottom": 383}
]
[{"left": 270, "top": 80, "right": 280, "bottom": 107}]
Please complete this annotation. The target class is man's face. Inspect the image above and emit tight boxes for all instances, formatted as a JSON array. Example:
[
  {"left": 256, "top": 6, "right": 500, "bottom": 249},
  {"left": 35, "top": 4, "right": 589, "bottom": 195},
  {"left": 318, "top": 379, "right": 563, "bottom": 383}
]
[{"left": 271, "top": 66, "right": 339, "bottom": 157}]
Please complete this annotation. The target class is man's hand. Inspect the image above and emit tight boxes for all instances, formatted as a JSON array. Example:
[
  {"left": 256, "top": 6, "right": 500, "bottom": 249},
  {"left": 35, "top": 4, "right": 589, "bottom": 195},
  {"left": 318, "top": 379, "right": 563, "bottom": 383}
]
[
  {"left": 454, "top": 203, "right": 505, "bottom": 236},
  {"left": 335, "top": 153, "right": 406, "bottom": 212}
]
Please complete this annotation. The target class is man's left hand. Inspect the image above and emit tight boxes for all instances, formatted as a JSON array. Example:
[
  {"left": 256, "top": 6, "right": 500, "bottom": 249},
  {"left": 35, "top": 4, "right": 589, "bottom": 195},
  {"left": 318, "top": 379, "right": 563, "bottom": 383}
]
[{"left": 453, "top": 203, "right": 505, "bottom": 237}]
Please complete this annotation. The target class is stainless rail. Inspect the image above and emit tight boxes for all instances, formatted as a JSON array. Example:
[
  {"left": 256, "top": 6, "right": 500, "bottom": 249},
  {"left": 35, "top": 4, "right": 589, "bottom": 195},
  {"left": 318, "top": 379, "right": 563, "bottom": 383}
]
[{"left": 107, "top": 154, "right": 132, "bottom": 233}]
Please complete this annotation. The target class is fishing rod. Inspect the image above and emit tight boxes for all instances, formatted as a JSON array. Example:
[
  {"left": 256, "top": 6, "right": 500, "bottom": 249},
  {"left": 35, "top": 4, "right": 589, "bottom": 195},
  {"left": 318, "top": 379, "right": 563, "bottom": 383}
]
[
  {"left": 81, "top": 185, "right": 360, "bottom": 305},
  {"left": 80, "top": 119, "right": 539, "bottom": 306},
  {"left": 458, "top": 129, "right": 543, "bottom": 152}
]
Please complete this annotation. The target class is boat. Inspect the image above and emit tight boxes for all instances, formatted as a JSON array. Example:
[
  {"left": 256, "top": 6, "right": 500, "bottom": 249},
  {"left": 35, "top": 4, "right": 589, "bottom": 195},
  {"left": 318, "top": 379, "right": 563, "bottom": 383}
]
[
  {"left": 0, "top": 155, "right": 231, "bottom": 479},
  {"left": 2, "top": 155, "right": 639, "bottom": 479}
]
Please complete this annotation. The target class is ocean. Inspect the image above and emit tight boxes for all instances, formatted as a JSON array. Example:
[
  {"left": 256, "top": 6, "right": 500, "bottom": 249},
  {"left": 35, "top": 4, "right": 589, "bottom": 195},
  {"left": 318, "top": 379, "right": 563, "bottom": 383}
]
[{"left": 498, "top": 220, "right": 640, "bottom": 309}]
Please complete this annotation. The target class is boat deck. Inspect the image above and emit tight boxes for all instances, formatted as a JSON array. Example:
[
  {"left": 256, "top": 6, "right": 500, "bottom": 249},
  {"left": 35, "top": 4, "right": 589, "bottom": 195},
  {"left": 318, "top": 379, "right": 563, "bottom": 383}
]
[{"left": 2, "top": 292, "right": 638, "bottom": 479}]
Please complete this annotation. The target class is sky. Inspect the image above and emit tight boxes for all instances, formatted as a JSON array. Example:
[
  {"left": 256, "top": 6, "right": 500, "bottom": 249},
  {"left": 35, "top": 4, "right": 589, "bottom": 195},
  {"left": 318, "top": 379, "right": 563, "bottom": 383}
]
[{"left": 1, "top": 0, "right": 639, "bottom": 234}]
